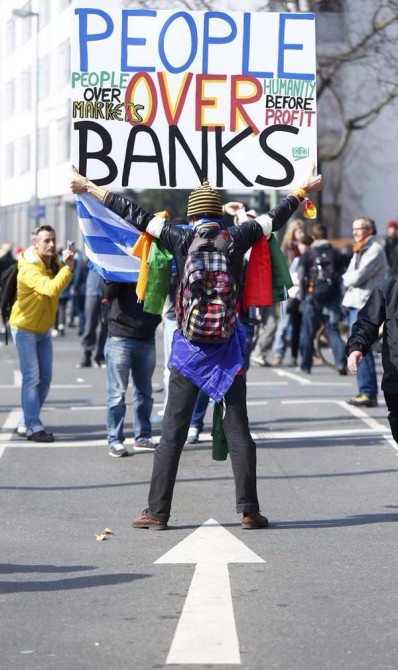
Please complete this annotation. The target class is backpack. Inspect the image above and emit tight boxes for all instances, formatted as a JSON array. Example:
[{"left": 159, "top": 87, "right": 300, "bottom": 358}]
[
  {"left": 310, "top": 248, "right": 341, "bottom": 304},
  {"left": 175, "top": 230, "right": 237, "bottom": 344},
  {"left": 0, "top": 261, "right": 18, "bottom": 344}
]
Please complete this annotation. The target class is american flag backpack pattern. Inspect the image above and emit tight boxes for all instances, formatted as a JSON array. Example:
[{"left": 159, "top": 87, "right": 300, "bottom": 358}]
[{"left": 176, "top": 230, "right": 237, "bottom": 343}]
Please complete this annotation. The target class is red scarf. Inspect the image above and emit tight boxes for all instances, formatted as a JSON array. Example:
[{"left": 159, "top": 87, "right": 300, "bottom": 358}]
[{"left": 242, "top": 236, "right": 272, "bottom": 310}]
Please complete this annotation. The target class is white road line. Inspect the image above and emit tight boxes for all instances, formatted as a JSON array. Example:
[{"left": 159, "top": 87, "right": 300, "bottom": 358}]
[
  {"left": 273, "top": 369, "right": 312, "bottom": 385},
  {"left": 280, "top": 399, "right": 393, "bottom": 448},
  {"left": 52, "top": 385, "right": 93, "bottom": 389},
  {"left": 336, "top": 400, "right": 397, "bottom": 450},
  {"left": 0, "top": 384, "right": 92, "bottom": 390},
  {"left": 1, "top": 410, "right": 20, "bottom": 434},
  {"left": 384, "top": 435, "right": 398, "bottom": 453},
  {"left": 246, "top": 381, "right": 288, "bottom": 386},
  {"left": 0, "top": 427, "right": 390, "bottom": 449},
  {"left": 0, "top": 440, "right": 108, "bottom": 448},
  {"left": 272, "top": 369, "right": 350, "bottom": 386},
  {"left": 13, "top": 370, "right": 21, "bottom": 387},
  {"left": 70, "top": 405, "right": 108, "bottom": 411},
  {"left": 70, "top": 402, "right": 164, "bottom": 411},
  {"left": 282, "top": 398, "right": 385, "bottom": 406},
  {"left": 252, "top": 428, "right": 389, "bottom": 440},
  {"left": 0, "top": 410, "right": 20, "bottom": 441},
  {"left": 0, "top": 436, "right": 159, "bottom": 449},
  {"left": 0, "top": 410, "right": 21, "bottom": 458}
]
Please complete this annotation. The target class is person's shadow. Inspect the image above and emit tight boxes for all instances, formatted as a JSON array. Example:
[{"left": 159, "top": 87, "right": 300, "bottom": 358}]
[{"left": 271, "top": 510, "right": 398, "bottom": 529}]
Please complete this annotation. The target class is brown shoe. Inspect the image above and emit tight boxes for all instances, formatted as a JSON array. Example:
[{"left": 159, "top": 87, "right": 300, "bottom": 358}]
[
  {"left": 241, "top": 511, "right": 269, "bottom": 529},
  {"left": 132, "top": 509, "right": 168, "bottom": 530}
]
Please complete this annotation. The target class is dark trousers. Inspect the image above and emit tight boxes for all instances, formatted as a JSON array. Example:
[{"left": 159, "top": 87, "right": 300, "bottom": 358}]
[
  {"left": 81, "top": 295, "right": 107, "bottom": 360},
  {"left": 300, "top": 298, "right": 345, "bottom": 372},
  {"left": 384, "top": 391, "right": 398, "bottom": 443},
  {"left": 148, "top": 366, "right": 259, "bottom": 521}
]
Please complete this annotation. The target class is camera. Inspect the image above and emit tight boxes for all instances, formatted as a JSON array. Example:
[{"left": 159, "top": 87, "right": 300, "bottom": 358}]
[{"left": 67, "top": 240, "right": 76, "bottom": 252}]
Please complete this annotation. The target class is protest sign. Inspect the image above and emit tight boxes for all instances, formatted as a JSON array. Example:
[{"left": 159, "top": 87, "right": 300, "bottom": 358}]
[{"left": 71, "top": 1, "right": 317, "bottom": 190}]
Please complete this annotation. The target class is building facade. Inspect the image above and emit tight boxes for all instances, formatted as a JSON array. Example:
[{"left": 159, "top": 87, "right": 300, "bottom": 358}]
[{"left": 0, "top": 0, "right": 397, "bottom": 250}]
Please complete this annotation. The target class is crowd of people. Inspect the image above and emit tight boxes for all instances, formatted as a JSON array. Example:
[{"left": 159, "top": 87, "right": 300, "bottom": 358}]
[{"left": 1, "top": 172, "right": 398, "bottom": 529}]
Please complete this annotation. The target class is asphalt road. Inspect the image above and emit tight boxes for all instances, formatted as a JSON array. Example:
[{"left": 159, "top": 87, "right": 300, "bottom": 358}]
[{"left": 1, "top": 328, "right": 397, "bottom": 670}]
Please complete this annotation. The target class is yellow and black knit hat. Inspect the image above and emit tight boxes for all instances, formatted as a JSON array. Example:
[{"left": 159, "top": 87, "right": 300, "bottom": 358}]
[{"left": 187, "top": 179, "right": 223, "bottom": 218}]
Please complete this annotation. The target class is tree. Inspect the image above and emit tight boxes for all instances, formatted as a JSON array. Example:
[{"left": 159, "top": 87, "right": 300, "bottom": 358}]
[{"left": 124, "top": 0, "right": 398, "bottom": 163}]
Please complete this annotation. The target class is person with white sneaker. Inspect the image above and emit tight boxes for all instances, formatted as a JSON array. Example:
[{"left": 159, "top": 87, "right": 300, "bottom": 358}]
[{"left": 102, "top": 279, "right": 161, "bottom": 457}]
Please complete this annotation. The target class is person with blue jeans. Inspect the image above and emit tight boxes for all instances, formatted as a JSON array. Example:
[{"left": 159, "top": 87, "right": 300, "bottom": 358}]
[
  {"left": 9, "top": 225, "right": 74, "bottom": 441},
  {"left": 342, "top": 216, "right": 387, "bottom": 406},
  {"left": 102, "top": 280, "right": 161, "bottom": 457}
]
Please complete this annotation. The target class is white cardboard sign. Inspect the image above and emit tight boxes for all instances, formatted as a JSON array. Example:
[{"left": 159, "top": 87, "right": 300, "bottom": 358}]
[{"left": 71, "top": 1, "right": 317, "bottom": 190}]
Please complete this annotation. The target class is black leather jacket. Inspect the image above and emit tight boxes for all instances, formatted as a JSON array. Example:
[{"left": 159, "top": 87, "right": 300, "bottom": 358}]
[
  {"left": 103, "top": 281, "right": 161, "bottom": 340},
  {"left": 104, "top": 192, "right": 301, "bottom": 291},
  {"left": 345, "top": 275, "right": 398, "bottom": 392}
]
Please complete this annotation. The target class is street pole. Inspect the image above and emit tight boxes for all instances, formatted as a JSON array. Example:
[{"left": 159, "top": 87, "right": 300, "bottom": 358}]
[{"left": 12, "top": 6, "right": 39, "bottom": 228}]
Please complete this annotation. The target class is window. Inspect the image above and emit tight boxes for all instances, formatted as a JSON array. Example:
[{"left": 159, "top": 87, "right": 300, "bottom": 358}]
[
  {"left": 38, "top": 126, "right": 49, "bottom": 169},
  {"left": 6, "top": 143, "right": 15, "bottom": 179},
  {"left": 20, "top": 136, "right": 31, "bottom": 174},
  {"left": 316, "top": 0, "right": 343, "bottom": 11},
  {"left": 38, "top": 54, "right": 50, "bottom": 100},
  {"left": 20, "top": 69, "right": 32, "bottom": 111},
  {"left": 57, "top": 40, "right": 70, "bottom": 88},
  {"left": 38, "top": 0, "right": 51, "bottom": 29},
  {"left": 56, "top": 117, "right": 70, "bottom": 164},
  {"left": 20, "top": 2, "right": 33, "bottom": 42},
  {"left": 6, "top": 19, "right": 16, "bottom": 55},
  {"left": 57, "top": 0, "right": 72, "bottom": 13},
  {"left": 5, "top": 80, "right": 16, "bottom": 116}
]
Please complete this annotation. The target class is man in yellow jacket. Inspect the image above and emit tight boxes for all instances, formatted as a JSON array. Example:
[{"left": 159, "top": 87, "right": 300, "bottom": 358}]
[{"left": 9, "top": 225, "right": 75, "bottom": 442}]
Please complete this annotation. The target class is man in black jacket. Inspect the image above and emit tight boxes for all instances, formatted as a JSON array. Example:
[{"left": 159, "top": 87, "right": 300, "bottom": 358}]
[
  {"left": 103, "top": 280, "right": 161, "bottom": 457},
  {"left": 346, "top": 276, "right": 398, "bottom": 442}
]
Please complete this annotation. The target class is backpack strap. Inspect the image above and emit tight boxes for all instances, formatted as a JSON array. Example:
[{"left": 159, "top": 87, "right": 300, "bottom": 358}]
[{"left": 188, "top": 229, "right": 231, "bottom": 255}]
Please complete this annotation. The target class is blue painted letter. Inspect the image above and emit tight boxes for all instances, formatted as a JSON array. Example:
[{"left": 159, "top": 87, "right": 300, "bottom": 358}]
[
  {"left": 278, "top": 13, "right": 315, "bottom": 81},
  {"left": 203, "top": 12, "right": 237, "bottom": 74},
  {"left": 159, "top": 12, "right": 197, "bottom": 73},
  {"left": 75, "top": 9, "right": 114, "bottom": 72},
  {"left": 121, "top": 9, "right": 157, "bottom": 72}
]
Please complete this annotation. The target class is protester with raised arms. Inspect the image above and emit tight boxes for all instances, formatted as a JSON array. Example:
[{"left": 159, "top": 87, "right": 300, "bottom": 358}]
[{"left": 70, "top": 164, "right": 322, "bottom": 530}]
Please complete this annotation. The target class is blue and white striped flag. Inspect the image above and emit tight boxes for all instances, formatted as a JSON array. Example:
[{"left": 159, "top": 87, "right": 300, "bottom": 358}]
[{"left": 75, "top": 194, "right": 141, "bottom": 282}]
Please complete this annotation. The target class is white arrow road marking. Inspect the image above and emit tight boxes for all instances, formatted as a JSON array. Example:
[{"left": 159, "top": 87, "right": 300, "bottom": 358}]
[{"left": 155, "top": 518, "right": 264, "bottom": 665}]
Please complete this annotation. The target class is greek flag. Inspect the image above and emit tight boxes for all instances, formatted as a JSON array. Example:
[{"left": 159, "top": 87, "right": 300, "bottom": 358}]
[{"left": 75, "top": 194, "right": 141, "bottom": 281}]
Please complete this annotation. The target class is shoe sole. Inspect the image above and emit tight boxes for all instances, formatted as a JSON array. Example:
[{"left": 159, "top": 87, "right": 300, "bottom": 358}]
[
  {"left": 241, "top": 523, "right": 269, "bottom": 529},
  {"left": 109, "top": 451, "right": 128, "bottom": 458},
  {"left": 132, "top": 523, "right": 168, "bottom": 530},
  {"left": 349, "top": 404, "right": 377, "bottom": 408},
  {"left": 132, "top": 445, "right": 156, "bottom": 451},
  {"left": 27, "top": 437, "right": 54, "bottom": 443}
]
